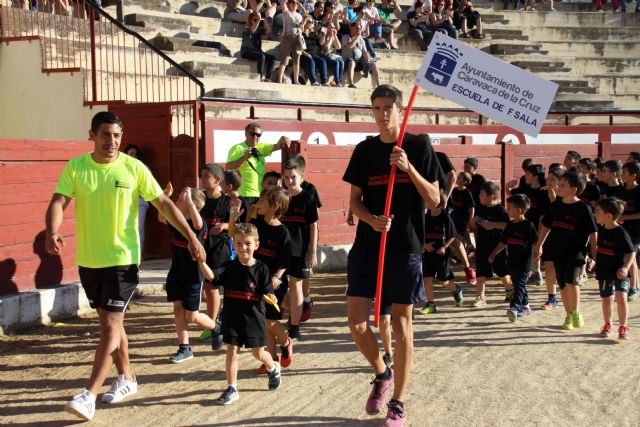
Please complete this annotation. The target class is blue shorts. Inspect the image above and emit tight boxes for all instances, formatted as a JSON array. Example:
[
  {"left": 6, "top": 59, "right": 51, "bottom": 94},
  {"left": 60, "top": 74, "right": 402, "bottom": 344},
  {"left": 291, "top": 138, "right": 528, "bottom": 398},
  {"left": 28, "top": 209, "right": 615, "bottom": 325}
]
[
  {"left": 599, "top": 279, "right": 629, "bottom": 298},
  {"left": 346, "top": 247, "right": 425, "bottom": 305}
]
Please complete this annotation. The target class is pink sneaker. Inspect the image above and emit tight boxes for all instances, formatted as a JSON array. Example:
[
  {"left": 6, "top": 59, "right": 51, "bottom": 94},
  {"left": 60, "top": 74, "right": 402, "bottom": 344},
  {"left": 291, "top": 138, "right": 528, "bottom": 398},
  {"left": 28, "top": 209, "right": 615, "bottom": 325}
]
[
  {"left": 384, "top": 399, "right": 406, "bottom": 427},
  {"left": 365, "top": 369, "right": 393, "bottom": 415}
]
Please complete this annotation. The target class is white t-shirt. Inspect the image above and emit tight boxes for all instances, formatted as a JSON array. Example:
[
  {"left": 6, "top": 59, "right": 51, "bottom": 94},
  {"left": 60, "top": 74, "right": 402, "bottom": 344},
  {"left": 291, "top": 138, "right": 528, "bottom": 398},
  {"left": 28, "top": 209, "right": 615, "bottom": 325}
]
[{"left": 282, "top": 10, "right": 303, "bottom": 35}]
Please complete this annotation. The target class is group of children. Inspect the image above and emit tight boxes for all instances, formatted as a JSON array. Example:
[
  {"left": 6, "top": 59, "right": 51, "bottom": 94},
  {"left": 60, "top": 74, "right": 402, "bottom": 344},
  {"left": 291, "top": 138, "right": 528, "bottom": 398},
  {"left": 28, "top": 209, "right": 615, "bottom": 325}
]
[
  {"left": 421, "top": 150, "right": 639, "bottom": 341},
  {"left": 160, "top": 154, "right": 321, "bottom": 404}
]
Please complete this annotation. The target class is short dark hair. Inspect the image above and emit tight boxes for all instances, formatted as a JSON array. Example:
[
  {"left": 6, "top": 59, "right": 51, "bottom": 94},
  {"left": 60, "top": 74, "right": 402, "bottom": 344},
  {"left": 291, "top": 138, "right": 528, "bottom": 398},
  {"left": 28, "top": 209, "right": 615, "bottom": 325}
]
[
  {"left": 603, "top": 159, "right": 622, "bottom": 175},
  {"left": 597, "top": 197, "right": 626, "bottom": 220},
  {"left": 549, "top": 162, "right": 562, "bottom": 171},
  {"left": 464, "top": 157, "right": 479, "bottom": 169},
  {"left": 548, "top": 167, "right": 565, "bottom": 181},
  {"left": 283, "top": 157, "right": 305, "bottom": 174},
  {"left": 201, "top": 163, "right": 225, "bottom": 180},
  {"left": 224, "top": 170, "right": 242, "bottom": 190},
  {"left": 287, "top": 153, "right": 307, "bottom": 170},
  {"left": 521, "top": 158, "right": 533, "bottom": 170},
  {"left": 264, "top": 170, "right": 282, "bottom": 181},
  {"left": 623, "top": 161, "right": 640, "bottom": 176},
  {"left": 123, "top": 144, "right": 141, "bottom": 157},
  {"left": 507, "top": 194, "right": 530, "bottom": 212},
  {"left": 244, "top": 122, "right": 262, "bottom": 133},
  {"left": 480, "top": 181, "right": 500, "bottom": 198},
  {"left": 565, "top": 150, "right": 581, "bottom": 162},
  {"left": 593, "top": 157, "right": 604, "bottom": 168},
  {"left": 629, "top": 151, "right": 640, "bottom": 162},
  {"left": 260, "top": 186, "right": 290, "bottom": 218},
  {"left": 526, "top": 164, "right": 544, "bottom": 181},
  {"left": 458, "top": 171, "right": 472, "bottom": 185},
  {"left": 578, "top": 158, "right": 595, "bottom": 172},
  {"left": 561, "top": 171, "right": 587, "bottom": 195},
  {"left": 370, "top": 84, "right": 403, "bottom": 106},
  {"left": 91, "top": 111, "right": 123, "bottom": 132}
]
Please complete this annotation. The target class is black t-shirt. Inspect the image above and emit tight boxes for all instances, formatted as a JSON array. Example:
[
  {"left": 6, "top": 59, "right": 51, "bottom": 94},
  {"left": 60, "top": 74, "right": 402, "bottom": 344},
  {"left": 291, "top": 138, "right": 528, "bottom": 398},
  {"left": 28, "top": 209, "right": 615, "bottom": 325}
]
[
  {"left": 502, "top": 219, "right": 538, "bottom": 272},
  {"left": 215, "top": 259, "right": 273, "bottom": 338},
  {"left": 621, "top": 185, "right": 640, "bottom": 243},
  {"left": 475, "top": 203, "right": 509, "bottom": 254},
  {"left": 541, "top": 200, "right": 598, "bottom": 264},
  {"left": 468, "top": 173, "right": 486, "bottom": 206},
  {"left": 201, "top": 193, "right": 232, "bottom": 266},
  {"left": 435, "top": 151, "right": 455, "bottom": 191},
  {"left": 596, "top": 225, "right": 634, "bottom": 281},
  {"left": 342, "top": 133, "right": 442, "bottom": 254},
  {"left": 168, "top": 217, "right": 207, "bottom": 283},
  {"left": 281, "top": 189, "right": 319, "bottom": 257},
  {"left": 301, "top": 180, "right": 322, "bottom": 208},
  {"left": 251, "top": 216, "right": 291, "bottom": 274},
  {"left": 449, "top": 187, "right": 474, "bottom": 227},
  {"left": 599, "top": 183, "right": 625, "bottom": 200},
  {"left": 578, "top": 181, "right": 601, "bottom": 206},
  {"left": 424, "top": 210, "right": 455, "bottom": 256},
  {"left": 513, "top": 186, "right": 549, "bottom": 228}
]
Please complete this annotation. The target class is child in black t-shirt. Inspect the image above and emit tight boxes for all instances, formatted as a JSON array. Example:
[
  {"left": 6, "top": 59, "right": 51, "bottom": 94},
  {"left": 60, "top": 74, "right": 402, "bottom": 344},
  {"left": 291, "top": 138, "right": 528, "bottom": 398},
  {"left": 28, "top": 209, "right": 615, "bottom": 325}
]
[
  {"left": 535, "top": 172, "right": 598, "bottom": 331},
  {"left": 229, "top": 187, "right": 295, "bottom": 371},
  {"left": 594, "top": 198, "right": 634, "bottom": 340},
  {"left": 201, "top": 223, "right": 282, "bottom": 405},
  {"left": 448, "top": 171, "right": 477, "bottom": 286},
  {"left": 540, "top": 167, "right": 565, "bottom": 311},
  {"left": 419, "top": 194, "right": 464, "bottom": 314},
  {"left": 159, "top": 187, "right": 217, "bottom": 363},
  {"left": 600, "top": 160, "right": 625, "bottom": 200},
  {"left": 489, "top": 194, "right": 538, "bottom": 322},
  {"left": 463, "top": 157, "right": 486, "bottom": 206},
  {"left": 281, "top": 157, "right": 319, "bottom": 341},
  {"left": 577, "top": 158, "right": 601, "bottom": 208},
  {"left": 222, "top": 169, "right": 251, "bottom": 223},
  {"left": 470, "top": 181, "right": 512, "bottom": 307},
  {"left": 620, "top": 161, "right": 640, "bottom": 301}
]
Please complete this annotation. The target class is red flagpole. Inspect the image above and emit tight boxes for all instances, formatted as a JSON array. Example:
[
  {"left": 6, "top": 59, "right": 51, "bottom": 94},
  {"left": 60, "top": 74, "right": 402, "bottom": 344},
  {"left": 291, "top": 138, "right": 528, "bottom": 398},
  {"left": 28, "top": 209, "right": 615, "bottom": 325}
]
[{"left": 374, "top": 85, "right": 420, "bottom": 327}]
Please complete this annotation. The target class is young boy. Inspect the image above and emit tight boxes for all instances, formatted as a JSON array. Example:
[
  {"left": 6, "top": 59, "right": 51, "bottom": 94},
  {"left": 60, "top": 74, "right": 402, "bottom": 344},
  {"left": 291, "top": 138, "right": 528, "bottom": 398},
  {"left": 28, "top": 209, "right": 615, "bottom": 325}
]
[
  {"left": 159, "top": 187, "right": 217, "bottom": 362},
  {"left": 471, "top": 181, "right": 512, "bottom": 306},
  {"left": 620, "top": 161, "right": 640, "bottom": 301},
  {"left": 228, "top": 187, "right": 295, "bottom": 371},
  {"left": 489, "top": 194, "right": 538, "bottom": 322},
  {"left": 203, "top": 223, "right": 282, "bottom": 405},
  {"left": 577, "top": 158, "right": 601, "bottom": 208},
  {"left": 563, "top": 150, "right": 581, "bottom": 171},
  {"left": 342, "top": 84, "right": 441, "bottom": 427},
  {"left": 540, "top": 167, "right": 565, "bottom": 310},
  {"left": 535, "top": 171, "right": 598, "bottom": 330},
  {"left": 449, "top": 171, "right": 477, "bottom": 285},
  {"left": 419, "top": 193, "right": 464, "bottom": 314},
  {"left": 263, "top": 170, "right": 283, "bottom": 188},
  {"left": 463, "top": 157, "right": 486, "bottom": 206},
  {"left": 281, "top": 157, "right": 319, "bottom": 341},
  {"left": 223, "top": 169, "right": 251, "bottom": 222},
  {"left": 600, "top": 160, "right": 625, "bottom": 200},
  {"left": 594, "top": 198, "right": 634, "bottom": 340}
]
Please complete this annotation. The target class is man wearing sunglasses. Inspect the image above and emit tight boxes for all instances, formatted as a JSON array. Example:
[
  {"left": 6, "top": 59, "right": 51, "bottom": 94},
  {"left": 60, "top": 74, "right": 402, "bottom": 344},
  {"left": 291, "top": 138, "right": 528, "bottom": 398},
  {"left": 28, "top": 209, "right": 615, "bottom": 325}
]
[{"left": 226, "top": 123, "right": 292, "bottom": 203}]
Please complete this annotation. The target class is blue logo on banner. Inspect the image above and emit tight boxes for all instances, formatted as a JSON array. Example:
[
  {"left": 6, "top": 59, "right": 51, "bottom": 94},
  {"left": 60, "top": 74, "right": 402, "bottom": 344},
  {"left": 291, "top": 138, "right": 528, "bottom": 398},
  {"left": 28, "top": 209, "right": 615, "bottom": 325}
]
[{"left": 426, "top": 43, "right": 463, "bottom": 87}]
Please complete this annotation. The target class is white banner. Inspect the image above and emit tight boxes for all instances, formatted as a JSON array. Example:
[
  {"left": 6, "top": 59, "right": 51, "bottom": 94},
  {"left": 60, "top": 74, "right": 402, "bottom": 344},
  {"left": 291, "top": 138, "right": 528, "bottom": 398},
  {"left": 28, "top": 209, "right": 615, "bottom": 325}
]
[{"left": 415, "top": 32, "right": 558, "bottom": 137}]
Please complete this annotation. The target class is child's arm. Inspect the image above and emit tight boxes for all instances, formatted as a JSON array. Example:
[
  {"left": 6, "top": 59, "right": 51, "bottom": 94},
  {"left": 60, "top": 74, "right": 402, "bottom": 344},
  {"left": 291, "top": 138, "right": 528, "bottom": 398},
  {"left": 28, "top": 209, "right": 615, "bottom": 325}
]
[
  {"left": 198, "top": 261, "right": 215, "bottom": 281},
  {"left": 467, "top": 206, "right": 475, "bottom": 226},
  {"left": 180, "top": 188, "right": 202, "bottom": 230},
  {"left": 481, "top": 221, "right": 507, "bottom": 231},
  {"left": 227, "top": 197, "right": 244, "bottom": 238},
  {"left": 488, "top": 242, "right": 506, "bottom": 263},
  {"left": 588, "top": 231, "right": 597, "bottom": 263},
  {"left": 620, "top": 212, "right": 640, "bottom": 221},
  {"left": 157, "top": 210, "right": 167, "bottom": 224},
  {"left": 436, "top": 237, "right": 455, "bottom": 255},
  {"left": 534, "top": 224, "right": 551, "bottom": 258},
  {"left": 307, "top": 221, "right": 318, "bottom": 269},
  {"left": 617, "top": 252, "right": 635, "bottom": 280}
]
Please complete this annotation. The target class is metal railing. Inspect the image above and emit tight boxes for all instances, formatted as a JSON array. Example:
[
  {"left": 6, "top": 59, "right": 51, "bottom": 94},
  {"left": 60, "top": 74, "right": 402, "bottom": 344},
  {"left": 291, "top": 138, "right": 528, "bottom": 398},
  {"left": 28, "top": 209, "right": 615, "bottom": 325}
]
[{"left": 0, "top": 0, "right": 204, "bottom": 104}]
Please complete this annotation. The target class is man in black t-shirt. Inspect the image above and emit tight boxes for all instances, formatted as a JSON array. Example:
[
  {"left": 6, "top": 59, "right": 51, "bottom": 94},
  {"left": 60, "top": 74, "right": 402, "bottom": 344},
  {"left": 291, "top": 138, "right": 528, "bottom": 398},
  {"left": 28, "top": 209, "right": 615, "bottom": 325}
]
[{"left": 342, "top": 85, "right": 441, "bottom": 426}]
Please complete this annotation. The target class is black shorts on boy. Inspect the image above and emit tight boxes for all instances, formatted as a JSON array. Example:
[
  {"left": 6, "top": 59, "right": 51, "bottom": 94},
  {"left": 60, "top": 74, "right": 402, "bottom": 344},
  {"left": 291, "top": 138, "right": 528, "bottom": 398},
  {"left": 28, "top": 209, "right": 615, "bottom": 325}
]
[
  {"left": 422, "top": 251, "right": 454, "bottom": 282},
  {"left": 79, "top": 264, "right": 139, "bottom": 312}
]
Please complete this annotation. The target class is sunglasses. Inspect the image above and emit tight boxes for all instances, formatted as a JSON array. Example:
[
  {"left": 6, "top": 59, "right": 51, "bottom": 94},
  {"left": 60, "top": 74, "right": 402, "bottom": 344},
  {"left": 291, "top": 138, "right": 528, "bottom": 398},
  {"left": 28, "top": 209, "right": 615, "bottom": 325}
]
[
  {"left": 248, "top": 131, "right": 262, "bottom": 137},
  {"left": 252, "top": 17, "right": 260, "bottom": 21}
]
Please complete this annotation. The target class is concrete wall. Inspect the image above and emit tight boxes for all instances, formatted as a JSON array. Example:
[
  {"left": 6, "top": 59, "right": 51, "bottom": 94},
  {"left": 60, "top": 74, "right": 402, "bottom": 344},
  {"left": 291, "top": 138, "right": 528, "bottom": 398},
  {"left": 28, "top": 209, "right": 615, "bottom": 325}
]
[{"left": 0, "top": 38, "right": 106, "bottom": 141}]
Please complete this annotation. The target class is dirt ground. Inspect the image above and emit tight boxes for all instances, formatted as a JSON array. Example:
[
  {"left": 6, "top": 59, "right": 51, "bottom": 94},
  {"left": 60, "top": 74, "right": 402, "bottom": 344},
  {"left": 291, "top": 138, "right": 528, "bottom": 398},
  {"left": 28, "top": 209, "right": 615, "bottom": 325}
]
[{"left": 2, "top": 263, "right": 640, "bottom": 426}]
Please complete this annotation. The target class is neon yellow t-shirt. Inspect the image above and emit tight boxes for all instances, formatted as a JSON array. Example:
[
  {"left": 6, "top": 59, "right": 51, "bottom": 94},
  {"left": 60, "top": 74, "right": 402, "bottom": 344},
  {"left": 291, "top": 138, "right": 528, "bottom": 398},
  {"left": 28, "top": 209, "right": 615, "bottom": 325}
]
[
  {"left": 54, "top": 152, "right": 163, "bottom": 268},
  {"left": 226, "top": 142, "right": 275, "bottom": 197}
]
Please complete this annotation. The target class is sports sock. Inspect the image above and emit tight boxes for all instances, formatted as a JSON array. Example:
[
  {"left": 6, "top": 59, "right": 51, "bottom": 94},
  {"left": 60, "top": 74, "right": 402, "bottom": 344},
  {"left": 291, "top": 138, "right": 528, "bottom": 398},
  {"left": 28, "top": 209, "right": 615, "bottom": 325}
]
[
  {"left": 178, "top": 343, "right": 189, "bottom": 352},
  {"left": 375, "top": 366, "right": 391, "bottom": 381},
  {"left": 228, "top": 384, "right": 238, "bottom": 391},
  {"left": 548, "top": 293, "right": 556, "bottom": 301},
  {"left": 304, "top": 297, "right": 311, "bottom": 303}
]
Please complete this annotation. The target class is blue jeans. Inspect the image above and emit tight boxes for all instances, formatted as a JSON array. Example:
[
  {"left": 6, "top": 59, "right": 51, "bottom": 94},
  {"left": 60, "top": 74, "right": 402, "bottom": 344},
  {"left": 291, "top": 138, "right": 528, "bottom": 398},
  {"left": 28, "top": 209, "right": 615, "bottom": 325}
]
[
  {"left": 300, "top": 54, "right": 328, "bottom": 84},
  {"left": 504, "top": 0, "right": 520, "bottom": 9},
  {"left": 363, "top": 37, "right": 377, "bottom": 58},
  {"left": 509, "top": 270, "right": 529, "bottom": 312},
  {"left": 369, "top": 22, "right": 383, "bottom": 38},
  {"left": 321, "top": 55, "right": 344, "bottom": 85}
]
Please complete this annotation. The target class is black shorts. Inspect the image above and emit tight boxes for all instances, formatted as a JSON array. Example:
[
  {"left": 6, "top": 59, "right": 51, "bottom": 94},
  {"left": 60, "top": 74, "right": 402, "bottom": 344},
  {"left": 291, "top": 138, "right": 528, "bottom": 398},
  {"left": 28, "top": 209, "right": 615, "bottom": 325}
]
[
  {"left": 422, "top": 251, "right": 454, "bottom": 282},
  {"left": 346, "top": 247, "right": 425, "bottom": 305},
  {"left": 380, "top": 302, "right": 392, "bottom": 316},
  {"left": 540, "top": 238, "right": 554, "bottom": 262},
  {"left": 287, "top": 256, "right": 310, "bottom": 280},
  {"left": 79, "top": 264, "right": 139, "bottom": 312},
  {"left": 599, "top": 279, "right": 630, "bottom": 298},
  {"left": 554, "top": 260, "right": 583, "bottom": 289},
  {"left": 206, "top": 235, "right": 232, "bottom": 273},
  {"left": 223, "top": 335, "right": 265, "bottom": 349},
  {"left": 166, "top": 279, "right": 203, "bottom": 312},
  {"left": 266, "top": 276, "right": 289, "bottom": 320},
  {"left": 475, "top": 251, "right": 509, "bottom": 279},
  {"left": 453, "top": 218, "right": 469, "bottom": 237}
]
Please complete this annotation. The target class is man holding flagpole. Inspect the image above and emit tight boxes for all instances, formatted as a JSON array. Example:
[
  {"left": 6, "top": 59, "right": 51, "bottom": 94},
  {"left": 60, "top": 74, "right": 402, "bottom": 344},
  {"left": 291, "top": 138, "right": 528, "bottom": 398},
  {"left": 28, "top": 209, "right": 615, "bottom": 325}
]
[{"left": 342, "top": 84, "right": 442, "bottom": 427}]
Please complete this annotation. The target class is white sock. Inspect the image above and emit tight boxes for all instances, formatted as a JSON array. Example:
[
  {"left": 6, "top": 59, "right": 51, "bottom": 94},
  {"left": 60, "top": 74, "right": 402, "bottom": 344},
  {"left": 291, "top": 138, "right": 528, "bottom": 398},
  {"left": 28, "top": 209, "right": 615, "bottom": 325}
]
[
  {"left": 228, "top": 384, "right": 238, "bottom": 391},
  {"left": 304, "top": 297, "right": 311, "bottom": 303}
]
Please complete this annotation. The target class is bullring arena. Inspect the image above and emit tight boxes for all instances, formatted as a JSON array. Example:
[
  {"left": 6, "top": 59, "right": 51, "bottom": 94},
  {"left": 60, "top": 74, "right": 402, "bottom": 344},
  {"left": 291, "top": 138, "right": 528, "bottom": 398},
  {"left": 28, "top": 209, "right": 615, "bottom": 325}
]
[{"left": 1, "top": 0, "right": 640, "bottom": 425}]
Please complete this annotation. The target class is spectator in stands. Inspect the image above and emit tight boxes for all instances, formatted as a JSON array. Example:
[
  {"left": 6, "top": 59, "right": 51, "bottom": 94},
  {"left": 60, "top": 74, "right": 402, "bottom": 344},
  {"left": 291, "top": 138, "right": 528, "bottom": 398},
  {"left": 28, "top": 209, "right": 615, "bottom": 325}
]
[
  {"left": 362, "top": 0, "right": 392, "bottom": 48},
  {"left": 342, "top": 0, "right": 359, "bottom": 32},
  {"left": 322, "top": 1, "right": 341, "bottom": 28},
  {"left": 354, "top": 5, "right": 381, "bottom": 59},
  {"left": 407, "top": 0, "right": 434, "bottom": 51},
  {"left": 318, "top": 22, "right": 345, "bottom": 86},
  {"left": 341, "top": 21, "right": 380, "bottom": 88},
  {"left": 455, "top": 0, "right": 483, "bottom": 38},
  {"left": 503, "top": 0, "right": 521, "bottom": 10},
  {"left": 226, "top": 123, "right": 292, "bottom": 203},
  {"left": 375, "top": 0, "right": 402, "bottom": 49},
  {"left": 276, "top": 0, "right": 304, "bottom": 84},
  {"left": 225, "top": 0, "right": 251, "bottom": 23},
  {"left": 311, "top": 0, "right": 325, "bottom": 26},
  {"left": 430, "top": 1, "right": 458, "bottom": 39},
  {"left": 249, "top": 0, "right": 266, "bottom": 13},
  {"left": 300, "top": 14, "right": 330, "bottom": 86},
  {"left": 241, "top": 13, "right": 276, "bottom": 82}
]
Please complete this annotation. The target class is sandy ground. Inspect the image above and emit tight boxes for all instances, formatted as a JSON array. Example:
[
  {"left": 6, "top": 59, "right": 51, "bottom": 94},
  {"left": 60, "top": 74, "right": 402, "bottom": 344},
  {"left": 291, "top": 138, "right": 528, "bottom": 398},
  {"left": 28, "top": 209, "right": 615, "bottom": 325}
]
[{"left": 1, "top": 260, "right": 640, "bottom": 427}]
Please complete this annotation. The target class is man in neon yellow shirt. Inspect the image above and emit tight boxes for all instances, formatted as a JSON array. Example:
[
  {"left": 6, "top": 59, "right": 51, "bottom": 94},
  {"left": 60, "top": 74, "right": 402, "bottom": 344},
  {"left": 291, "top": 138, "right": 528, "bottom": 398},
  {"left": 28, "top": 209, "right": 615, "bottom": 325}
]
[
  {"left": 226, "top": 122, "right": 291, "bottom": 201},
  {"left": 45, "top": 112, "right": 206, "bottom": 421}
]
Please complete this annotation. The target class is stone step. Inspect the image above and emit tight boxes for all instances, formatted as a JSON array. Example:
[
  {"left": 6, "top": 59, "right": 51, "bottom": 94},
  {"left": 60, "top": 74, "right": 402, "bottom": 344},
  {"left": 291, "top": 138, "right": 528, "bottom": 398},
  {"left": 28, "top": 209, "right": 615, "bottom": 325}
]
[
  {"left": 180, "top": 60, "right": 259, "bottom": 80},
  {"left": 124, "top": 12, "right": 200, "bottom": 32},
  {"left": 553, "top": 99, "right": 616, "bottom": 111},
  {"left": 510, "top": 60, "right": 567, "bottom": 68},
  {"left": 148, "top": 35, "right": 231, "bottom": 55},
  {"left": 538, "top": 41, "right": 640, "bottom": 57},
  {"left": 501, "top": 8, "right": 640, "bottom": 27},
  {"left": 528, "top": 25, "right": 639, "bottom": 42},
  {"left": 489, "top": 43, "right": 546, "bottom": 55}
]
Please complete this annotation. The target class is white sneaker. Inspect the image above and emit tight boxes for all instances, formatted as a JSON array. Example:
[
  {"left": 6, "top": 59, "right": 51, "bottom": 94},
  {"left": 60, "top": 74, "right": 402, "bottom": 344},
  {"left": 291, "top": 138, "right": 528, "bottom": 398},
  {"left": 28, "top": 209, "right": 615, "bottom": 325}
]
[
  {"left": 101, "top": 374, "right": 138, "bottom": 403},
  {"left": 64, "top": 389, "right": 96, "bottom": 420}
]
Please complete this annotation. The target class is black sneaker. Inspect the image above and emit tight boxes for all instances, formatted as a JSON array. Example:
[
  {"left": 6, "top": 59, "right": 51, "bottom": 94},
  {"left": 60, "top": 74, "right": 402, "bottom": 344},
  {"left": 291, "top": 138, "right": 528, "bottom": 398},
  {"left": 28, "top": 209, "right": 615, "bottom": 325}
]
[
  {"left": 288, "top": 326, "right": 301, "bottom": 342},
  {"left": 211, "top": 331, "right": 224, "bottom": 351},
  {"left": 169, "top": 347, "right": 193, "bottom": 363},
  {"left": 215, "top": 385, "right": 239, "bottom": 405},
  {"left": 267, "top": 362, "right": 282, "bottom": 390},
  {"left": 382, "top": 353, "right": 393, "bottom": 368}
]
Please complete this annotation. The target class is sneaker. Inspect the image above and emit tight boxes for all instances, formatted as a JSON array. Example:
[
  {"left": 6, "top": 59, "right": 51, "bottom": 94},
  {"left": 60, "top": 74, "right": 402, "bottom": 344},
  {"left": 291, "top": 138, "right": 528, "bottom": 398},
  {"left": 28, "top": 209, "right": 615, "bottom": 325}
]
[
  {"left": 507, "top": 308, "right": 518, "bottom": 323},
  {"left": 571, "top": 310, "right": 584, "bottom": 328},
  {"left": 418, "top": 302, "right": 436, "bottom": 314},
  {"left": 169, "top": 346, "right": 193, "bottom": 363},
  {"left": 211, "top": 331, "right": 224, "bottom": 351},
  {"left": 365, "top": 369, "right": 394, "bottom": 415},
  {"left": 383, "top": 353, "right": 393, "bottom": 368},
  {"left": 530, "top": 271, "right": 543, "bottom": 286},
  {"left": 599, "top": 323, "right": 613, "bottom": 338},
  {"left": 257, "top": 356, "right": 278, "bottom": 374},
  {"left": 562, "top": 315, "right": 574, "bottom": 330},
  {"left": 541, "top": 298, "right": 558, "bottom": 310},
  {"left": 577, "top": 276, "right": 588, "bottom": 286},
  {"left": 504, "top": 289, "right": 514, "bottom": 303},
  {"left": 619, "top": 325, "right": 630, "bottom": 340},
  {"left": 198, "top": 329, "right": 212, "bottom": 341},
  {"left": 384, "top": 399, "right": 406, "bottom": 427},
  {"left": 300, "top": 299, "right": 313, "bottom": 323},
  {"left": 288, "top": 326, "right": 301, "bottom": 342},
  {"left": 280, "top": 338, "right": 294, "bottom": 368},
  {"left": 464, "top": 267, "right": 477, "bottom": 285},
  {"left": 453, "top": 287, "right": 464, "bottom": 307},
  {"left": 267, "top": 361, "right": 282, "bottom": 390},
  {"left": 215, "top": 386, "right": 239, "bottom": 405},
  {"left": 472, "top": 296, "right": 486, "bottom": 307},
  {"left": 628, "top": 288, "right": 639, "bottom": 302},
  {"left": 64, "top": 389, "right": 96, "bottom": 421},
  {"left": 520, "top": 305, "right": 531, "bottom": 316},
  {"left": 102, "top": 374, "right": 137, "bottom": 403}
]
